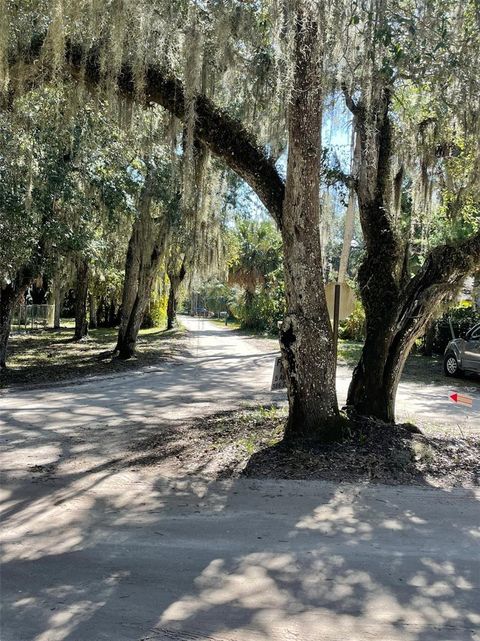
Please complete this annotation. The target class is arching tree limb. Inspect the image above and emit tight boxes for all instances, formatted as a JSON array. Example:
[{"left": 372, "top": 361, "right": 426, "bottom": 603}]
[{"left": 21, "top": 37, "right": 285, "bottom": 227}]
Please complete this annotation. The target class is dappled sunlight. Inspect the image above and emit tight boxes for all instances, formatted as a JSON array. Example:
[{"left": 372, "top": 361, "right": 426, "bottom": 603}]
[
  {"left": 2, "top": 467, "right": 479, "bottom": 640},
  {"left": 152, "top": 484, "right": 480, "bottom": 641},
  {"left": 294, "top": 486, "right": 373, "bottom": 538},
  {"left": 2, "top": 319, "right": 479, "bottom": 641},
  {"left": 8, "top": 574, "right": 129, "bottom": 641}
]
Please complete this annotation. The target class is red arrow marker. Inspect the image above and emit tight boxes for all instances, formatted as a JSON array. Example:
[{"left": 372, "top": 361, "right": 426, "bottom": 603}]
[{"left": 450, "top": 392, "right": 473, "bottom": 407}]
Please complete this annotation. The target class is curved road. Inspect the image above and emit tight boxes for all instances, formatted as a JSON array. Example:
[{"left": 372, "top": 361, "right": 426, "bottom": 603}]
[{"left": 1, "top": 317, "right": 479, "bottom": 641}]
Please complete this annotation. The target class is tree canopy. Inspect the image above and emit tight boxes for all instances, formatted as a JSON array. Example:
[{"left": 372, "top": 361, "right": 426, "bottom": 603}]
[{"left": 1, "top": 0, "right": 479, "bottom": 435}]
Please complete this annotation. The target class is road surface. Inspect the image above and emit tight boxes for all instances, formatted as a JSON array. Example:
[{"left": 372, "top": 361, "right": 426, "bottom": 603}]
[
  {"left": 1, "top": 316, "right": 478, "bottom": 435},
  {"left": 1, "top": 317, "right": 479, "bottom": 641}
]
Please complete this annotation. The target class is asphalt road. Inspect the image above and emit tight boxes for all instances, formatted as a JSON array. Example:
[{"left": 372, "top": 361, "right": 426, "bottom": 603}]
[{"left": 1, "top": 316, "right": 479, "bottom": 641}]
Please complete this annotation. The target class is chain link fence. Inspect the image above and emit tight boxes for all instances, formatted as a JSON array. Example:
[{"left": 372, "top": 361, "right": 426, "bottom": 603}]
[{"left": 12, "top": 304, "right": 55, "bottom": 331}]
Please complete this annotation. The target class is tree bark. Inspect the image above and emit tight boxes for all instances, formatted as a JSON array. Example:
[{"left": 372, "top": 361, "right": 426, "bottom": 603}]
[
  {"left": 74, "top": 259, "right": 89, "bottom": 341},
  {"left": 116, "top": 171, "right": 171, "bottom": 358},
  {"left": 345, "top": 85, "right": 480, "bottom": 421},
  {"left": 0, "top": 268, "right": 33, "bottom": 368},
  {"left": 167, "top": 260, "right": 186, "bottom": 330},
  {"left": 96, "top": 296, "right": 105, "bottom": 327},
  {"left": 108, "top": 299, "right": 116, "bottom": 327},
  {"left": 280, "top": 5, "right": 340, "bottom": 441},
  {"left": 88, "top": 294, "right": 97, "bottom": 329},
  {"left": 53, "top": 285, "right": 66, "bottom": 329},
  {"left": 422, "top": 319, "right": 436, "bottom": 357},
  {"left": 166, "top": 286, "right": 176, "bottom": 330},
  {"left": 117, "top": 235, "right": 168, "bottom": 358},
  {"left": 0, "top": 285, "right": 17, "bottom": 368},
  {"left": 344, "top": 87, "right": 405, "bottom": 421},
  {"left": 349, "top": 238, "right": 480, "bottom": 420},
  {"left": 22, "top": 36, "right": 285, "bottom": 227}
]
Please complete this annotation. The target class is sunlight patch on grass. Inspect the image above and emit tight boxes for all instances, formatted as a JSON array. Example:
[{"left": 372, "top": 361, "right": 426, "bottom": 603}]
[{"left": 2, "top": 322, "right": 185, "bottom": 388}]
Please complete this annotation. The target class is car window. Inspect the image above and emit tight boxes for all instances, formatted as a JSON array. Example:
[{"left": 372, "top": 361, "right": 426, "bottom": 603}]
[{"left": 470, "top": 324, "right": 480, "bottom": 340}]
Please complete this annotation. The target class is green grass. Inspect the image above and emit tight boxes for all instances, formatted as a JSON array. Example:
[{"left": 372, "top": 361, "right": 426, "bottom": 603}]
[
  {"left": 209, "top": 316, "right": 279, "bottom": 339},
  {"left": 209, "top": 317, "right": 242, "bottom": 330},
  {"left": 1, "top": 321, "right": 186, "bottom": 389},
  {"left": 198, "top": 404, "right": 286, "bottom": 455},
  {"left": 338, "top": 338, "right": 441, "bottom": 382},
  {"left": 337, "top": 339, "right": 363, "bottom": 366},
  {"left": 338, "top": 338, "right": 480, "bottom": 389}
]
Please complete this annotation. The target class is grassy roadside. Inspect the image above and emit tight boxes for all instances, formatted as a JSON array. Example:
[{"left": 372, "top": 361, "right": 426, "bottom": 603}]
[
  {"left": 1, "top": 322, "right": 186, "bottom": 389},
  {"left": 209, "top": 316, "right": 278, "bottom": 338},
  {"left": 337, "top": 338, "right": 479, "bottom": 387},
  {"left": 209, "top": 316, "right": 242, "bottom": 330}
]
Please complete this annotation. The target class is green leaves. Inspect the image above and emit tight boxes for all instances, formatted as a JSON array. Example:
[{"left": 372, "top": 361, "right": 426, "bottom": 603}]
[{"left": 0, "top": 83, "right": 137, "bottom": 282}]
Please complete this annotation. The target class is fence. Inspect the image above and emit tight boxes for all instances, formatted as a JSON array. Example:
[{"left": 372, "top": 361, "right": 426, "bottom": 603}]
[{"left": 11, "top": 304, "right": 55, "bottom": 331}]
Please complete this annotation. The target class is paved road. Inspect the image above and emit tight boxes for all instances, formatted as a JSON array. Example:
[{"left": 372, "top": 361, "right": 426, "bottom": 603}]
[{"left": 1, "top": 317, "right": 479, "bottom": 641}]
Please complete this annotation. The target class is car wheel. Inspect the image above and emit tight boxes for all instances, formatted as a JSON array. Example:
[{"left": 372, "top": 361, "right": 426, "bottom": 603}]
[{"left": 444, "top": 352, "right": 461, "bottom": 377}]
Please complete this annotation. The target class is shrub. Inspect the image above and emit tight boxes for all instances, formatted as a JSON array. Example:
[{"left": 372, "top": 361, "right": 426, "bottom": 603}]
[
  {"left": 339, "top": 301, "right": 365, "bottom": 341},
  {"left": 232, "top": 267, "right": 285, "bottom": 334},
  {"left": 142, "top": 289, "right": 168, "bottom": 328}
]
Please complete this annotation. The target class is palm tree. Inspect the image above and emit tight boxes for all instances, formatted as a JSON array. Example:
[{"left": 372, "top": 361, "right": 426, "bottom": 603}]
[{"left": 228, "top": 219, "right": 282, "bottom": 329}]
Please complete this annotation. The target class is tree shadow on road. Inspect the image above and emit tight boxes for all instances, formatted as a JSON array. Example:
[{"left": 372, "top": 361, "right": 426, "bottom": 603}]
[{"left": 1, "top": 449, "right": 479, "bottom": 641}]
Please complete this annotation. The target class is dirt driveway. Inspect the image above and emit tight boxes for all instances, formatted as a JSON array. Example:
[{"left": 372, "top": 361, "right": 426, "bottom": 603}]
[{"left": 1, "top": 317, "right": 479, "bottom": 641}]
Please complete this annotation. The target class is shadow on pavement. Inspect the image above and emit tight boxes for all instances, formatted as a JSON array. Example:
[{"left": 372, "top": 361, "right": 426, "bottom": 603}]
[{"left": 1, "top": 451, "right": 479, "bottom": 641}]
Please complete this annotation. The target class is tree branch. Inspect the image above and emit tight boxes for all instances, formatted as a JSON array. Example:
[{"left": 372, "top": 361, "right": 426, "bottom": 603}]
[
  {"left": 21, "top": 36, "right": 285, "bottom": 226},
  {"left": 323, "top": 166, "right": 355, "bottom": 190},
  {"left": 341, "top": 84, "right": 359, "bottom": 115},
  {"left": 402, "top": 231, "right": 480, "bottom": 306}
]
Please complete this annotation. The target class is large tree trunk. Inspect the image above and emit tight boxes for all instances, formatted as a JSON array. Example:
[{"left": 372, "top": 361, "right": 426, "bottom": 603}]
[
  {"left": 167, "top": 260, "right": 186, "bottom": 330},
  {"left": 280, "top": 4, "right": 340, "bottom": 441},
  {"left": 108, "top": 299, "right": 117, "bottom": 327},
  {"left": 117, "top": 236, "right": 169, "bottom": 358},
  {"left": 344, "top": 87, "right": 404, "bottom": 421},
  {"left": 422, "top": 318, "right": 436, "bottom": 357},
  {"left": 0, "top": 285, "right": 17, "bottom": 369},
  {"left": 53, "top": 287, "right": 62, "bottom": 329},
  {"left": 345, "top": 86, "right": 480, "bottom": 422},
  {"left": 166, "top": 286, "right": 176, "bottom": 330},
  {"left": 116, "top": 171, "right": 170, "bottom": 359},
  {"left": 74, "top": 259, "right": 89, "bottom": 341},
  {"left": 0, "top": 269, "right": 33, "bottom": 368},
  {"left": 96, "top": 296, "right": 105, "bottom": 327},
  {"left": 117, "top": 221, "right": 144, "bottom": 350}
]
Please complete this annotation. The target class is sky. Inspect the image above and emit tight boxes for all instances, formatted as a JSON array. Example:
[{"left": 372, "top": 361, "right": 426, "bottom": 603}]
[{"left": 233, "top": 100, "right": 353, "bottom": 222}]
